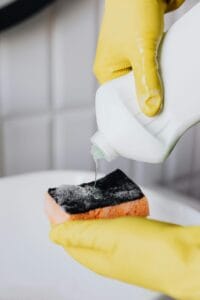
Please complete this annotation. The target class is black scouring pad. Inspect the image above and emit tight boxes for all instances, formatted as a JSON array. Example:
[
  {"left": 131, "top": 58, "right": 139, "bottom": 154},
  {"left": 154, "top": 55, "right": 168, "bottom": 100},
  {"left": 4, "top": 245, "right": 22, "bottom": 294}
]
[{"left": 48, "top": 169, "right": 144, "bottom": 214}]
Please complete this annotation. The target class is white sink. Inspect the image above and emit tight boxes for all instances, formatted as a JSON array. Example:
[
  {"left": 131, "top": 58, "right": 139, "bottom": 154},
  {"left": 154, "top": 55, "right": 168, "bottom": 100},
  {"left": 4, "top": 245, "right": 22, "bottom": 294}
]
[{"left": 0, "top": 170, "right": 200, "bottom": 300}]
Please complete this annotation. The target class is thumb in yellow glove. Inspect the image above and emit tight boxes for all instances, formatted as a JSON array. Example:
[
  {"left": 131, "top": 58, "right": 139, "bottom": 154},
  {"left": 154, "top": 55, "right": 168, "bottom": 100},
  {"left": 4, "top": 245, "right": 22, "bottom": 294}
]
[
  {"left": 50, "top": 217, "right": 200, "bottom": 300},
  {"left": 94, "top": 0, "right": 185, "bottom": 117}
]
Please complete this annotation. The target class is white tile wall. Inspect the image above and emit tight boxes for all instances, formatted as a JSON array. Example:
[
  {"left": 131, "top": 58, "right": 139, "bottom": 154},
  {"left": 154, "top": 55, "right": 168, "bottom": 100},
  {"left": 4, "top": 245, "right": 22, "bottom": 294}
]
[
  {"left": 190, "top": 176, "right": 200, "bottom": 199},
  {"left": 132, "top": 162, "right": 164, "bottom": 186},
  {"left": 0, "top": 0, "right": 199, "bottom": 199},
  {"left": 0, "top": 121, "right": 4, "bottom": 177},
  {"left": 3, "top": 115, "right": 51, "bottom": 176},
  {"left": 53, "top": 108, "right": 95, "bottom": 170},
  {"left": 193, "top": 124, "right": 200, "bottom": 174},
  {"left": 163, "top": 127, "right": 195, "bottom": 182},
  {"left": 51, "top": 0, "right": 97, "bottom": 109},
  {"left": 98, "top": 157, "right": 132, "bottom": 178},
  {"left": 0, "top": 9, "right": 51, "bottom": 116}
]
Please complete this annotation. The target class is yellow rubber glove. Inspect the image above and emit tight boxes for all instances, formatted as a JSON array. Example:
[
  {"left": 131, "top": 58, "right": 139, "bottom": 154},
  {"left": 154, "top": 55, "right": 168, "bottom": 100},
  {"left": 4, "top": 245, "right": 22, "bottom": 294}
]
[
  {"left": 166, "top": 0, "right": 185, "bottom": 12},
  {"left": 94, "top": 0, "right": 185, "bottom": 117},
  {"left": 50, "top": 217, "right": 200, "bottom": 300}
]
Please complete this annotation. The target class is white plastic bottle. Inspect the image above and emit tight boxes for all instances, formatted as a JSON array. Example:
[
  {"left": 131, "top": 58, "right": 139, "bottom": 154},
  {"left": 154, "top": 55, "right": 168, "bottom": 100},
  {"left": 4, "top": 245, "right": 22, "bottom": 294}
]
[{"left": 91, "top": 3, "right": 200, "bottom": 163}]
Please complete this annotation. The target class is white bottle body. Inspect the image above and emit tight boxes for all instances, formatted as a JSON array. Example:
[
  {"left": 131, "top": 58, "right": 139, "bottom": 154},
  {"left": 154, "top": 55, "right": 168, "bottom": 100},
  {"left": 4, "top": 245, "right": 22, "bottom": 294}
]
[{"left": 91, "top": 3, "right": 200, "bottom": 163}]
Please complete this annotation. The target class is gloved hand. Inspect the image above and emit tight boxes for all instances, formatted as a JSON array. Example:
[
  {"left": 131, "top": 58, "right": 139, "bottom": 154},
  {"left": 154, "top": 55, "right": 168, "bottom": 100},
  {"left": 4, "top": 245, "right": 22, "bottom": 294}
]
[
  {"left": 50, "top": 217, "right": 200, "bottom": 300},
  {"left": 94, "top": 0, "right": 185, "bottom": 117}
]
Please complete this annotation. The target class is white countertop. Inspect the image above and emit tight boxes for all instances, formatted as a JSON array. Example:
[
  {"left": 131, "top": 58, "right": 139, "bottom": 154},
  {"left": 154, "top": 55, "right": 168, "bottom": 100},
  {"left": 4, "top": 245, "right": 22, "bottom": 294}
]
[{"left": 0, "top": 170, "right": 199, "bottom": 300}]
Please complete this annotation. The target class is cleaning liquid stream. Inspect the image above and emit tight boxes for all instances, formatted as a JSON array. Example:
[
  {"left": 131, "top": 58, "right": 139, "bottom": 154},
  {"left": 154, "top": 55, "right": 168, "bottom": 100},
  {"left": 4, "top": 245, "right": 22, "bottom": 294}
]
[
  {"left": 91, "top": 144, "right": 105, "bottom": 187},
  {"left": 94, "top": 159, "right": 98, "bottom": 187}
]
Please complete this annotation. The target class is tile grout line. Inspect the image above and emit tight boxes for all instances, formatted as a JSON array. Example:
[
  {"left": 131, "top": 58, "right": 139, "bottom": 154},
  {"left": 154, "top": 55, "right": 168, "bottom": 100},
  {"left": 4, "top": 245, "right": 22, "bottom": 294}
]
[
  {"left": 0, "top": 1, "right": 101, "bottom": 176},
  {"left": 0, "top": 35, "right": 5, "bottom": 176},
  {"left": 90, "top": 0, "right": 101, "bottom": 172},
  {"left": 48, "top": 4, "right": 56, "bottom": 171},
  {"left": 0, "top": 103, "right": 93, "bottom": 122},
  {"left": 0, "top": 120, "right": 5, "bottom": 177}
]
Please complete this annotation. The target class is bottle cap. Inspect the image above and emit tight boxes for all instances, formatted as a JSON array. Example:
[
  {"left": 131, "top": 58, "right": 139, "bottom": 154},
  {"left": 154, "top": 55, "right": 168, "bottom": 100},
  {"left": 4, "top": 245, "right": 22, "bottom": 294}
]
[{"left": 91, "top": 131, "right": 118, "bottom": 162}]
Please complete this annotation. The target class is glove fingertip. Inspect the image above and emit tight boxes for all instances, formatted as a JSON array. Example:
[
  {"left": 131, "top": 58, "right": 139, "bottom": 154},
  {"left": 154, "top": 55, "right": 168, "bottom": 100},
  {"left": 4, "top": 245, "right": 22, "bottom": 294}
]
[
  {"left": 166, "top": 0, "right": 185, "bottom": 13},
  {"left": 141, "top": 91, "right": 163, "bottom": 117},
  {"left": 133, "top": 65, "right": 163, "bottom": 117}
]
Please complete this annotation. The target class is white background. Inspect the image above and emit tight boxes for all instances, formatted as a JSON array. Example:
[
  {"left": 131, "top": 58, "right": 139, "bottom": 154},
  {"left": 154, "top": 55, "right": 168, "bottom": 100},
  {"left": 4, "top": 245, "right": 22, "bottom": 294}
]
[{"left": 0, "top": 0, "right": 199, "bottom": 198}]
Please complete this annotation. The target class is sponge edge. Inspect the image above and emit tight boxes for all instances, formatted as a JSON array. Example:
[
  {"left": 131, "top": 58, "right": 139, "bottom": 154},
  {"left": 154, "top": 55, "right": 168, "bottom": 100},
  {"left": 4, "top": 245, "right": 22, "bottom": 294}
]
[
  {"left": 45, "top": 192, "right": 149, "bottom": 225},
  {"left": 67, "top": 198, "right": 149, "bottom": 220}
]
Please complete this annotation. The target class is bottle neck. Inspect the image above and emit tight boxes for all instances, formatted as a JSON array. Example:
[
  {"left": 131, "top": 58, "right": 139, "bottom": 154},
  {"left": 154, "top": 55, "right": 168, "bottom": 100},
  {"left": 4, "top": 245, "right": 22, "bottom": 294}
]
[
  {"left": 91, "top": 131, "right": 118, "bottom": 162},
  {"left": 91, "top": 144, "right": 105, "bottom": 161}
]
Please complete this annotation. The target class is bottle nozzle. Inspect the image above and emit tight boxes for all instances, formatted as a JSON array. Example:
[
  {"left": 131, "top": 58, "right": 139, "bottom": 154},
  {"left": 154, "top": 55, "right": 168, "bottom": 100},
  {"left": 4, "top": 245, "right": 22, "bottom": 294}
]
[{"left": 91, "top": 131, "right": 118, "bottom": 162}]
